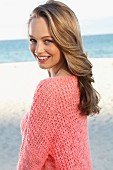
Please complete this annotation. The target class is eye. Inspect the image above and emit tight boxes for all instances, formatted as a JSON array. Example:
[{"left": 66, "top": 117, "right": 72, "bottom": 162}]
[
  {"left": 29, "top": 38, "right": 37, "bottom": 43},
  {"left": 44, "top": 39, "right": 53, "bottom": 44}
]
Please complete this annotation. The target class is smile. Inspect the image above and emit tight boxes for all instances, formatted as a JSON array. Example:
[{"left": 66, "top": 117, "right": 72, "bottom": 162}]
[
  {"left": 38, "top": 56, "right": 48, "bottom": 60},
  {"left": 35, "top": 54, "right": 49, "bottom": 63}
]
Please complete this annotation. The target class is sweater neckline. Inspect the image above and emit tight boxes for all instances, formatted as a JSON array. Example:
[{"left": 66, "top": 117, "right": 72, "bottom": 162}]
[{"left": 49, "top": 75, "right": 76, "bottom": 80}]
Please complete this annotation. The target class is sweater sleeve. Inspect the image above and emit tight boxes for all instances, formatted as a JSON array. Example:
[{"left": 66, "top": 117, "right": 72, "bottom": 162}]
[{"left": 17, "top": 80, "right": 57, "bottom": 170}]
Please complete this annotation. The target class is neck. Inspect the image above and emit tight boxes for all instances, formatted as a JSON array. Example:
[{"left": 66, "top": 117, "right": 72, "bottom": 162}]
[{"left": 48, "top": 62, "right": 72, "bottom": 77}]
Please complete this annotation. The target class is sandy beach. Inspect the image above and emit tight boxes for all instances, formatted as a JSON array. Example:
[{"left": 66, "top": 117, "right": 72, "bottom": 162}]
[{"left": 0, "top": 58, "right": 113, "bottom": 170}]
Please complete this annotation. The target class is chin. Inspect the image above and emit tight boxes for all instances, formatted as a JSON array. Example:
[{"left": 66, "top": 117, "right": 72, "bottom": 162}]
[{"left": 38, "top": 64, "right": 48, "bottom": 70}]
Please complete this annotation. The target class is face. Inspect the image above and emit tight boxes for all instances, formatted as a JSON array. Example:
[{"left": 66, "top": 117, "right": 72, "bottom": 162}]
[{"left": 28, "top": 17, "right": 65, "bottom": 73}]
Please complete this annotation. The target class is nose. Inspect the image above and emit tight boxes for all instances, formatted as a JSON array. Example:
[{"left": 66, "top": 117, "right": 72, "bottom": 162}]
[{"left": 35, "top": 42, "right": 45, "bottom": 55}]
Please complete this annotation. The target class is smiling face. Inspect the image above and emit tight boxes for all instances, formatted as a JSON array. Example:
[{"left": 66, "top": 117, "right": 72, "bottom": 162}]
[{"left": 28, "top": 17, "right": 65, "bottom": 75}]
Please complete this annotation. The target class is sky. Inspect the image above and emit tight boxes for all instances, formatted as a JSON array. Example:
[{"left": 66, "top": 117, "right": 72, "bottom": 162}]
[{"left": 0, "top": 0, "right": 113, "bottom": 40}]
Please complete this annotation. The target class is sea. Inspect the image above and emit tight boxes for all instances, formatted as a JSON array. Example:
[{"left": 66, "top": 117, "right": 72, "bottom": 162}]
[{"left": 0, "top": 33, "right": 113, "bottom": 63}]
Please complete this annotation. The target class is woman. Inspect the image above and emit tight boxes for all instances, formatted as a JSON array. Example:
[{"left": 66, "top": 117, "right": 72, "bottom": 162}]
[{"left": 17, "top": 0, "right": 100, "bottom": 169}]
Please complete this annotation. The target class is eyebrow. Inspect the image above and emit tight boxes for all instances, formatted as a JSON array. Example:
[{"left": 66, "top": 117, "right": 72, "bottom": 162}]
[{"left": 29, "top": 35, "right": 53, "bottom": 39}]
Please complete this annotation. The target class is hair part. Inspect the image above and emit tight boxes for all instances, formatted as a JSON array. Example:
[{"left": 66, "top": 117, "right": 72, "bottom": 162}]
[{"left": 28, "top": 0, "right": 101, "bottom": 116}]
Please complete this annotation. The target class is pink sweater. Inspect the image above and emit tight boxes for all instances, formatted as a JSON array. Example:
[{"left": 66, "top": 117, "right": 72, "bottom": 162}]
[{"left": 17, "top": 76, "right": 92, "bottom": 170}]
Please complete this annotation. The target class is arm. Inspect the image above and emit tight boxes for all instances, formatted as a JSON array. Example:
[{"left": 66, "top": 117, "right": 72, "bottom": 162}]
[{"left": 17, "top": 80, "right": 55, "bottom": 170}]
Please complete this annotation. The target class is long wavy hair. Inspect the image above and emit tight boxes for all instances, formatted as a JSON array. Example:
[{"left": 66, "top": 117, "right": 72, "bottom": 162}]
[{"left": 28, "top": 0, "right": 101, "bottom": 116}]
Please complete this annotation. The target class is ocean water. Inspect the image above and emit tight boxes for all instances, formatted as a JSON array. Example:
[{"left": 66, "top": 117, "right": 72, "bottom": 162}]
[
  {"left": 83, "top": 33, "right": 113, "bottom": 58},
  {"left": 0, "top": 33, "right": 113, "bottom": 63}
]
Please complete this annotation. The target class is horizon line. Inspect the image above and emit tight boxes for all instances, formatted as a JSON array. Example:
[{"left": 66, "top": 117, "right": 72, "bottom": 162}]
[{"left": 0, "top": 32, "right": 113, "bottom": 41}]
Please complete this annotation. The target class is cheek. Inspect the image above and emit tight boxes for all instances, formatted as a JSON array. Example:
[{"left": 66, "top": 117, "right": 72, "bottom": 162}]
[
  {"left": 54, "top": 48, "right": 62, "bottom": 59},
  {"left": 47, "top": 45, "right": 61, "bottom": 56},
  {"left": 29, "top": 44, "right": 35, "bottom": 54}
]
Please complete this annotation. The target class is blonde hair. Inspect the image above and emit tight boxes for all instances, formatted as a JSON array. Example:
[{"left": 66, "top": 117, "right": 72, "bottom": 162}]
[{"left": 28, "top": 0, "right": 101, "bottom": 116}]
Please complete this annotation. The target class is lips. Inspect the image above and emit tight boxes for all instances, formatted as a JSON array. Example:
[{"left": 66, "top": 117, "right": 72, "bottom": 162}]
[
  {"left": 34, "top": 53, "right": 49, "bottom": 62},
  {"left": 38, "top": 56, "right": 48, "bottom": 60}
]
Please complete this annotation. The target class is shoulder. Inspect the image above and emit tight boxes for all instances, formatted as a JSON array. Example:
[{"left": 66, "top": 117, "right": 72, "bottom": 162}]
[
  {"left": 37, "top": 76, "right": 78, "bottom": 92},
  {"left": 35, "top": 77, "right": 58, "bottom": 97},
  {"left": 35, "top": 76, "right": 79, "bottom": 100}
]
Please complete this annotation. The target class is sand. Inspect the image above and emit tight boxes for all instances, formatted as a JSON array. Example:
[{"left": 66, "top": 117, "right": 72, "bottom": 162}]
[{"left": 0, "top": 58, "right": 113, "bottom": 170}]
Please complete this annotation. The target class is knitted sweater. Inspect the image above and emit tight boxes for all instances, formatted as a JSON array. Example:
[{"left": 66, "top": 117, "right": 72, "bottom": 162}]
[{"left": 17, "top": 76, "right": 92, "bottom": 170}]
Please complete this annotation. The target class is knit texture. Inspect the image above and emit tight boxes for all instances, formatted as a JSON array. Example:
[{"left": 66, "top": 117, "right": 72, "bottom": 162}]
[{"left": 17, "top": 76, "right": 92, "bottom": 170}]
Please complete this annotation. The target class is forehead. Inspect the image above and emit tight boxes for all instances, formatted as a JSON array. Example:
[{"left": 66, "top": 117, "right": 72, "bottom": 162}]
[{"left": 28, "top": 17, "right": 51, "bottom": 38}]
